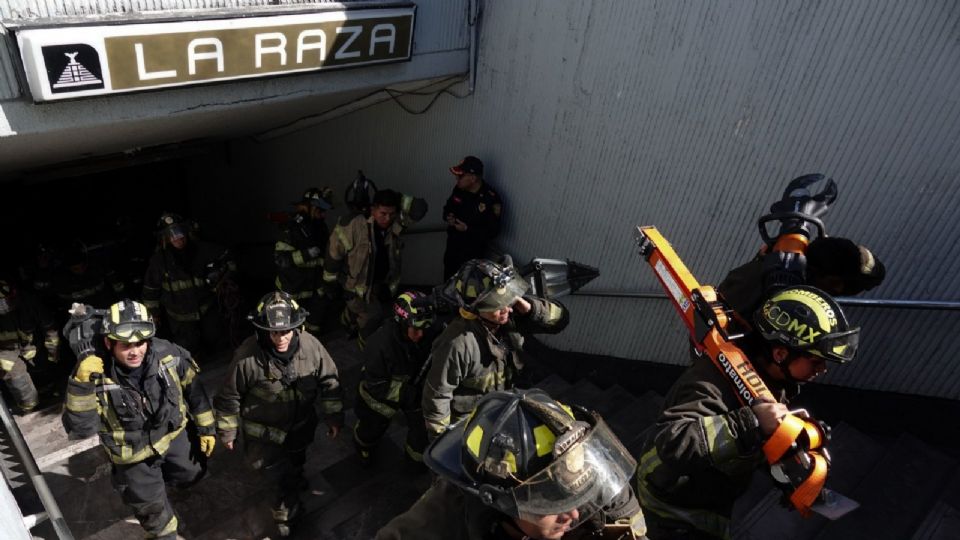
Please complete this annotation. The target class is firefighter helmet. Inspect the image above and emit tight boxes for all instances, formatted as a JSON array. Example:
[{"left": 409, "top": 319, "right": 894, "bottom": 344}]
[
  {"left": 424, "top": 388, "right": 636, "bottom": 525},
  {"left": 249, "top": 291, "right": 308, "bottom": 331},
  {"left": 754, "top": 285, "right": 859, "bottom": 363},
  {"left": 453, "top": 259, "right": 529, "bottom": 313},
  {"left": 393, "top": 291, "right": 432, "bottom": 329},
  {"left": 156, "top": 212, "right": 193, "bottom": 243},
  {"left": 103, "top": 300, "right": 155, "bottom": 343},
  {"left": 344, "top": 170, "right": 378, "bottom": 214},
  {"left": 301, "top": 187, "right": 334, "bottom": 211}
]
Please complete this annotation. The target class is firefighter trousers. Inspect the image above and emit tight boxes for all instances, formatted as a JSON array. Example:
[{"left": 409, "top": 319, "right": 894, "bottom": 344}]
[
  {"left": 111, "top": 429, "right": 204, "bottom": 539},
  {"left": 354, "top": 396, "right": 428, "bottom": 463},
  {"left": 0, "top": 356, "right": 38, "bottom": 411}
]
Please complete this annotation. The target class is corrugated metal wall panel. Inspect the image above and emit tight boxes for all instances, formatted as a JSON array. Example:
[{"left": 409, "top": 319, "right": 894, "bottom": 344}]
[
  {"left": 213, "top": 0, "right": 960, "bottom": 398},
  {"left": 0, "top": 25, "right": 19, "bottom": 99}
]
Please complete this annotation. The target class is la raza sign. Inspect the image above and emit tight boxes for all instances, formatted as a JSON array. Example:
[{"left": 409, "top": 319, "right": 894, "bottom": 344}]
[{"left": 16, "top": 7, "right": 415, "bottom": 102}]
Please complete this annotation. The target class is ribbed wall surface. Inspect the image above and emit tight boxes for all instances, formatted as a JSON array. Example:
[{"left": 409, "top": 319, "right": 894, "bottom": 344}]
[
  {"left": 207, "top": 0, "right": 960, "bottom": 398},
  {"left": 0, "top": 26, "right": 18, "bottom": 100}
]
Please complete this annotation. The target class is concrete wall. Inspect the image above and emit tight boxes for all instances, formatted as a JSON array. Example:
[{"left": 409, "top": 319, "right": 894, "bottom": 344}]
[{"left": 195, "top": 0, "right": 960, "bottom": 399}]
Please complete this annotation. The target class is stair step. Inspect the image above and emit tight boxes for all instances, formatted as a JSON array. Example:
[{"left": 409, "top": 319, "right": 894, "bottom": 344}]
[
  {"left": 733, "top": 422, "right": 885, "bottom": 540},
  {"left": 911, "top": 467, "right": 960, "bottom": 540},
  {"left": 556, "top": 379, "right": 607, "bottom": 410},
  {"left": 533, "top": 373, "right": 573, "bottom": 398},
  {"left": 816, "top": 433, "right": 957, "bottom": 540}
]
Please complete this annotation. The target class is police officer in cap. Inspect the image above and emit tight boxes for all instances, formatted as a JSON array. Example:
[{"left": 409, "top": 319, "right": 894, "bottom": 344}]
[{"left": 443, "top": 156, "right": 503, "bottom": 279}]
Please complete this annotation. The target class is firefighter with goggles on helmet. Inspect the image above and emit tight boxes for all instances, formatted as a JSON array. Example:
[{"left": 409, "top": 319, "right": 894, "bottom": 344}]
[
  {"left": 378, "top": 388, "right": 648, "bottom": 539},
  {"left": 421, "top": 258, "right": 570, "bottom": 440},
  {"left": 354, "top": 290, "right": 437, "bottom": 466},
  {"left": 62, "top": 299, "right": 216, "bottom": 540},
  {"left": 635, "top": 285, "right": 859, "bottom": 539},
  {"left": 213, "top": 291, "right": 343, "bottom": 537}
]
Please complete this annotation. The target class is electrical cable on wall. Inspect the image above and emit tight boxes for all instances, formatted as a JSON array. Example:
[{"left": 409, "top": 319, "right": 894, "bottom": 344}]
[{"left": 254, "top": 75, "right": 469, "bottom": 141}]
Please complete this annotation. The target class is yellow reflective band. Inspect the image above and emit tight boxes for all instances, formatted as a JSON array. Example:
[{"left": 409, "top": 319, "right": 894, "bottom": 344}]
[
  {"left": 504, "top": 450, "right": 517, "bottom": 473},
  {"left": 0, "top": 358, "right": 15, "bottom": 371},
  {"left": 334, "top": 226, "right": 353, "bottom": 252},
  {"left": 533, "top": 424, "right": 556, "bottom": 457},
  {"left": 466, "top": 425, "right": 484, "bottom": 457},
  {"left": 359, "top": 382, "right": 397, "bottom": 418},
  {"left": 22, "top": 349, "right": 36, "bottom": 360},
  {"left": 194, "top": 410, "right": 214, "bottom": 427},
  {"left": 546, "top": 303, "right": 564, "bottom": 324},
  {"left": 404, "top": 442, "right": 424, "bottom": 463},
  {"left": 322, "top": 271, "right": 339, "bottom": 282},
  {"left": 65, "top": 392, "right": 98, "bottom": 412},
  {"left": 217, "top": 414, "right": 239, "bottom": 431},
  {"left": 275, "top": 241, "right": 295, "bottom": 251},
  {"left": 153, "top": 515, "right": 179, "bottom": 538}
]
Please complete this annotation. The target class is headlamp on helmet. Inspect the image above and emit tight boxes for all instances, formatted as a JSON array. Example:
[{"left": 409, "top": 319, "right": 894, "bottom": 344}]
[
  {"left": 754, "top": 285, "right": 860, "bottom": 363},
  {"left": 454, "top": 259, "right": 530, "bottom": 313},
  {"left": 103, "top": 300, "right": 155, "bottom": 343}
]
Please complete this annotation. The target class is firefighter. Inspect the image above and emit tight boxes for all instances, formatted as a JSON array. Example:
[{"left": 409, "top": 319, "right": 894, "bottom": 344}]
[
  {"left": 421, "top": 258, "right": 569, "bottom": 440},
  {"left": 719, "top": 235, "right": 885, "bottom": 319},
  {"left": 0, "top": 279, "right": 59, "bottom": 413},
  {"left": 377, "top": 388, "right": 647, "bottom": 539},
  {"left": 143, "top": 212, "right": 235, "bottom": 357},
  {"left": 443, "top": 156, "right": 503, "bottom": 279},
  {"left": 354, "top": 291, "right": 435, "bottom": 466},
  {"left": 274, "top": 187, "right": 334, "bottom": 334},
  {"left": 322, "top": 188, "right": 428, "bottom": 341},
  {"left": 634, "top": 286, "right": 860, "bottom": 539},
  {"left": 213, "top": 291, "right": 343, "bottom": 537},
  {"left": 53, "top": 242, "right": 124, "bottom": 322},
  {"left": 62, "top": 299, "right": 216, "bottom": 539}
]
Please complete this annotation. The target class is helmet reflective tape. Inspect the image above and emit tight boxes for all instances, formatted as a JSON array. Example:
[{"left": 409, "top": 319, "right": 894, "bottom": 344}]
[
  {"left": 466, "top": 425, "right": 484, "bottom": 458},
  {"left": 533, "top": 425, "right": 556, "bottom": 457},
  {"left": 393, "top": 291, "right": 432, "bottom": 328},
  {"left": 762, "top": 289, "right": 836, "bottom": 343},
  {"left": 249, "top": 291, "right": 308, "bottom": 331}
]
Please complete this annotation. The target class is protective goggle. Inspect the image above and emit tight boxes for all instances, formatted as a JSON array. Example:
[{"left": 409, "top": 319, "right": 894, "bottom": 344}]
[
  {"left": 760, "top": 326, "right": 860, "bottom": 364},
  {"left": 807, "top": 327, "right": 860, "bottom": 363},
  {"left": 507, "top": 417, "right": 637, "bottom": 525},
  {"left": 108, "top": 321, "right": 156, "bottom": 343}
]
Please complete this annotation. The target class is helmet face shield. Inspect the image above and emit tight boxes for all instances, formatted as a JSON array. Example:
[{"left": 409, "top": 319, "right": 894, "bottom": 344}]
[
  {"left": 509, "top": 418, "right": 636, "bottom": 524},
  {"left": 162, "top": 222, "right": 187, "bottom": 242}
]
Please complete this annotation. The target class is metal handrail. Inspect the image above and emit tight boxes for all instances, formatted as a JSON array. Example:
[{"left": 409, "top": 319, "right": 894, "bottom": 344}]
[
  {"left": 0, "top": 398, "right": 74, "bottom": 539},
  {"left": 570, "top": 289, "right": 960, "bottom": 311}
]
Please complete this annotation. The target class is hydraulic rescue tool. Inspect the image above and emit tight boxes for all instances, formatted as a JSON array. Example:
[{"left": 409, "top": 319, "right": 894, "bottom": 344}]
[{"left": 634, "top": 225, "right": 856, "bottom": 519}]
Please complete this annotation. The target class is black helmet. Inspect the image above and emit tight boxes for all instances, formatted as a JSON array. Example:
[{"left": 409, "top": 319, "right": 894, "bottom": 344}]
[
  {"left": 424, "top": 389, "right": 636, "bottom": 525},
  {"left": 754, "top": 285, "right": 859, "bottom": 363},
  {"left": 453, "top": 258, "right": 529, "bottom": 313},
  {"left": 103, "top": 299, "right": 156, "bottom": 343},
  {"left": 249, "top": 291, "right": 308, "bottom": 331},
  {"left": 344, "top": 170, "right": 378, "bottom": 214},
  {"left": 393, "top": 291, "right": 432, "bottom": 329},
  {"left": 156, "top": 212, "right": 194, "bottom": 243},
  {"left": 300, "top": 187, "right": 334, "bottom": 211}
]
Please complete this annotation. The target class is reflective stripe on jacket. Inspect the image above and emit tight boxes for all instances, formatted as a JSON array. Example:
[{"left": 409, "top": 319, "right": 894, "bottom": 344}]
[
  {"left": 62, "top": 338, "right": 215, "bottom": 464},
  {"left": 213, "top": 330, "right": 343, "bottom": 446}
]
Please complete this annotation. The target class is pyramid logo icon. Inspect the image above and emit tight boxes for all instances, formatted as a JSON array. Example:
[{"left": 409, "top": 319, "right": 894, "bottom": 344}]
[
  {"left": 42, "top": 43, "right": 105, "bottom": 94},
  {"left": 53, "top": 52, "right": 102, "bottom": 89}
]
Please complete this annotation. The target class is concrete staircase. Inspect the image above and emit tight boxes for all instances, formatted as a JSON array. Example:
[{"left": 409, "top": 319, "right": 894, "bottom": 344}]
[{"left": 7, "top": 340, "right": 960, "bottom": 539}]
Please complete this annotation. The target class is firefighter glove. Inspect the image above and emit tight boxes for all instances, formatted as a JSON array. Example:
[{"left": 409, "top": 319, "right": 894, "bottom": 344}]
[
  {"left": 75, "top": 356, "right": 104, "bottom": 383},
  {"left": 200, "top": 435, "right": 216, "bottom": 457}
]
